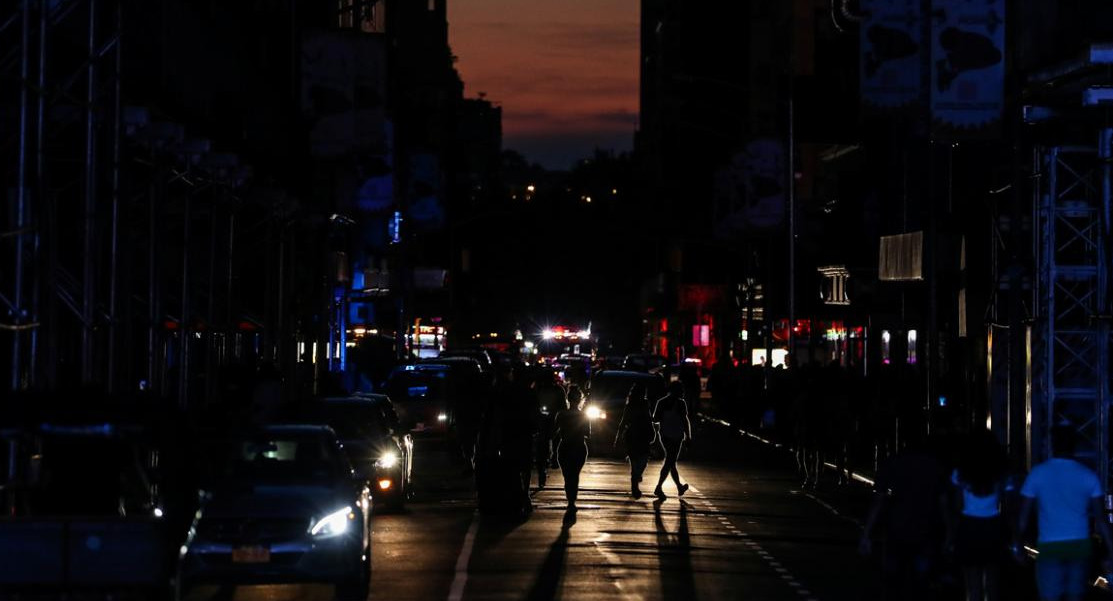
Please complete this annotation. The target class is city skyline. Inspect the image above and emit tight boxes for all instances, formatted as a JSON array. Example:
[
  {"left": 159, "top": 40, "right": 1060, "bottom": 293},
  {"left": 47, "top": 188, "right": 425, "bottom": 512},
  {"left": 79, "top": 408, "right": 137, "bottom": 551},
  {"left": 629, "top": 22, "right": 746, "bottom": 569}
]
[{"left": 448, "top": 0, "right": 638, "bottom": 169}]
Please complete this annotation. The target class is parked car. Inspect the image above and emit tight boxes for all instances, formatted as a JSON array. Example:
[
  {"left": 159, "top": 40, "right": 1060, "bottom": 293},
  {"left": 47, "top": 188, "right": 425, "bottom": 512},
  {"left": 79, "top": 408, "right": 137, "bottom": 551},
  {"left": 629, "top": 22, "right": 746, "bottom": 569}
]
[
  {"left": 622, "top": 353, "right": 669, "bottom": 374},
  {"left": 383, "top": 364, "right": 453, "bottom": 434},
  {"left": 438, "top": 348, "right": 495, "bottom": 377},
  {"left": 177, "top": 425, "right": 372, "bottom": 600},
  {"left": 583, "top": 370, "right": 667, "bottom": 455},
  {"left": 291, "top": 395, "right": 414, "bottom": 511},
  {"left": 0, "top": 406, "right": 173, "bottom": 597}
]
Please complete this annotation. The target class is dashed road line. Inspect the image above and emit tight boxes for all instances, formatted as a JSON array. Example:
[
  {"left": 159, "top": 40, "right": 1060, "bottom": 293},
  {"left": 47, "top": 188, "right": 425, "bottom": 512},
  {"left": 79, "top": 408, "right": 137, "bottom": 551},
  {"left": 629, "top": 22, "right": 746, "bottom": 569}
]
[
  {"left": 689, "top": 493, "right": 819, "bottom": 601},
  {"left": 802, "top": 491, "right": 864, "bottom": 529},
  {"left": 447, "top": 512, "right": 479, "bottom": 601}
]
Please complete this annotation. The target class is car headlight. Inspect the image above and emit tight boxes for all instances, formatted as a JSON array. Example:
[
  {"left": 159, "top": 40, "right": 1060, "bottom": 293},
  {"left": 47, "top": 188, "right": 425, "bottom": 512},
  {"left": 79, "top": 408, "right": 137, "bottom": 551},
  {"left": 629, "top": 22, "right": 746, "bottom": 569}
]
[
  {"left": 585, "top": 405, "right": 606, "bottom": 420},
  {"left": 310, "top": 506, "right": 355, "bottom": 538},
  {"left": 437, "top": 413, "right": 448, "bottom": 422},
  {"left": 375, "top": 451, "right": 399, "bottom": 469}
]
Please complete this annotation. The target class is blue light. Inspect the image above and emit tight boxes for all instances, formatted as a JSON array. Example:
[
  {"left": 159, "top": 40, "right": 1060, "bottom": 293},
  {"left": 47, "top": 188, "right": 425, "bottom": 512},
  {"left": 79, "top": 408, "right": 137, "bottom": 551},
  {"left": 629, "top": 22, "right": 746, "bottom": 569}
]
[
  {"left": 389, "top": 211, "right": 403, "bottom": 244},
  {"left": 938, "top": 395, "right": 948, "bottom": 408}
]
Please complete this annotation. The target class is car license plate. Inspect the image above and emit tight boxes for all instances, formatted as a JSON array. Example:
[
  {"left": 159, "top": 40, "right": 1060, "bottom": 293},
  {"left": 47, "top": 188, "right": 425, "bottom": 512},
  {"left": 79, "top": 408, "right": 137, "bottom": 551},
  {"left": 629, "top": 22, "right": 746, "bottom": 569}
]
[{"left": 231, "top": 546, "right": 270, "bottom": 564}]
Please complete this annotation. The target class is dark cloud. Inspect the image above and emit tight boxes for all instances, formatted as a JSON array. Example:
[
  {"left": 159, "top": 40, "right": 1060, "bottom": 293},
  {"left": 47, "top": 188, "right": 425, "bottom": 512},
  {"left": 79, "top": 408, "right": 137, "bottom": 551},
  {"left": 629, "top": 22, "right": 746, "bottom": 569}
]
[
  {"left": 467, "top": 21, "right": 637, "bottom": 51},
  {"left": 494, "top": 65, "right": 635, "bottom": 98}
]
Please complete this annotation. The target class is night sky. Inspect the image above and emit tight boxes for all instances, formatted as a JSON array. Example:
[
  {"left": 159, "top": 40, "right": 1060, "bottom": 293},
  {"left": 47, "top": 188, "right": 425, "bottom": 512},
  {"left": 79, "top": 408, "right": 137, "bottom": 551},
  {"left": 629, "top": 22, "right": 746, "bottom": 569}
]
[{"left": 448, "top": 0, "right": 639, "bottom": 170}]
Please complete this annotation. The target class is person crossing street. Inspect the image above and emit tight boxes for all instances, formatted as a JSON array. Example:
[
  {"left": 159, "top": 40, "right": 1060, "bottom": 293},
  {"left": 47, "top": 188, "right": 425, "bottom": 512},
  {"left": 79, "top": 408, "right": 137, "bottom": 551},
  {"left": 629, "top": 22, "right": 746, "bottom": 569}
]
[{"left": 652, "top": 381, "right": 692, "bottom": 500}]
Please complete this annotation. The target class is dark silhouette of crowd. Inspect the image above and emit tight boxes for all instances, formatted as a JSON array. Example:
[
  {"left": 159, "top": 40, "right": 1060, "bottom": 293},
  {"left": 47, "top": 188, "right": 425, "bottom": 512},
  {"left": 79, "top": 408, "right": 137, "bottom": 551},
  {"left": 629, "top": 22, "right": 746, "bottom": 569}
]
[{"left": 707, "top": 357, "right": 929, "bottom": 487}]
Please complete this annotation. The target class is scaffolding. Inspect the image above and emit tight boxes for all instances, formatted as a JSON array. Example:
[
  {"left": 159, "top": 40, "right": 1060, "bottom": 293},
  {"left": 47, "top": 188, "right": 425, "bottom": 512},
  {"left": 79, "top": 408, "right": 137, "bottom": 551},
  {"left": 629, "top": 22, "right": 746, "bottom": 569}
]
[
  {"left": 1026, "top": 43, "right": 1113, "bottom": 484},
  {"left": 1031, "top": 138, "right": 1113, "bottom": 478},
  {"left": 2, "top": 0, "right": 263, "bottom": 401},
  {"left": 2, "top": 0, "right": 123, "bottom": 392}
]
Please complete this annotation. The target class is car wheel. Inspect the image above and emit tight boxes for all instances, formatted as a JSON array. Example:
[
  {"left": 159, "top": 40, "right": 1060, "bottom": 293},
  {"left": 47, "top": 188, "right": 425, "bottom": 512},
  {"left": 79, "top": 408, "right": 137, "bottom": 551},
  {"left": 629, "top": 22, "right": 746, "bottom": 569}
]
[{"left": 335, "top": 553, "right": 371, "bottom": 601}]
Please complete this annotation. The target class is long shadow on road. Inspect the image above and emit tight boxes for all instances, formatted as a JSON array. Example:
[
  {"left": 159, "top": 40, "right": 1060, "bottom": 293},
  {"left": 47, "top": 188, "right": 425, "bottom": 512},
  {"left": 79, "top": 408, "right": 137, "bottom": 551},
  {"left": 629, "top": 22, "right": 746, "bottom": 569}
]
[
  {"left": 654, "top": 499, "right": 697, "bottom": 601},
  {"left": 526, "top": 508, "right": 577, "bottom": 601}
]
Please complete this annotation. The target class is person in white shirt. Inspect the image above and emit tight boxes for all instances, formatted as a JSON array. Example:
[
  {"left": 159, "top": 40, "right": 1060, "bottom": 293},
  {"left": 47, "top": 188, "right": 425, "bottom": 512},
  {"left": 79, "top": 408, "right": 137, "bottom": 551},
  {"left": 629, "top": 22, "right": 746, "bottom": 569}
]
[
  {"left": 946, "top": 430, "right": 1010, "bottom": 601},
  {"left": 1015, "top": 426, "right": 1113, "bottom": 601}
]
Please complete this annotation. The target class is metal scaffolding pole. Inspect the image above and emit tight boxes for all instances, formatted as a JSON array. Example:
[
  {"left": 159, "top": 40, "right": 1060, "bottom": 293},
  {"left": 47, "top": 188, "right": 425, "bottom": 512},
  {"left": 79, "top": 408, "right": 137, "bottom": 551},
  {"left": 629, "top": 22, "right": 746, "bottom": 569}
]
[
  {"left": 80, "top": 0, "right": 99, "bottom": 385},
  {"left": 30, "top": 0, "right": 48, "bottom": 390},
  {"left": 1033, "top": 141, "right": 1109, "bottom": 475},
  {"left": 105, "top": 1, "right": 121, "bottom": 393},
  {"left": 9, "top": 0, "right": 31, "bottom": 391},
  {"left": 178, "top": 188, "right": 191, "bottom": 410}
]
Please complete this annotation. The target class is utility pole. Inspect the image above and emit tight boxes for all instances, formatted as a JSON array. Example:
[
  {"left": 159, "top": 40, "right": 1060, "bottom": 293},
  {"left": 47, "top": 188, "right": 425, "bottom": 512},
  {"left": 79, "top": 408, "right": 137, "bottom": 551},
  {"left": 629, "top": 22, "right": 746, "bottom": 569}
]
[{"left": 786, "top": 3, "right": 797, "bottom": 366}]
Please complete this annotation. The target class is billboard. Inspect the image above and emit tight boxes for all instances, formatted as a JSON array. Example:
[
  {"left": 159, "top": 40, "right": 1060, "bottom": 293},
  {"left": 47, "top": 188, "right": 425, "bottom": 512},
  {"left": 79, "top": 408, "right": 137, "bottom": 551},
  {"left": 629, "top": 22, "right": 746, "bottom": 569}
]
[
  {"left": 879, "top": 231, "right": 924, "bottom": 281},
  {"left": 860, "top": 0, "right": 925, "bottom": 113},
  {"left": 713, "top": 138, "right": 786, "bottom": 236},
  {"left": 301, "top": 31, "right": 390, "bottom": 158},
  {"left": 929, "top": 0, "right": 1006, "bottom": 138}
]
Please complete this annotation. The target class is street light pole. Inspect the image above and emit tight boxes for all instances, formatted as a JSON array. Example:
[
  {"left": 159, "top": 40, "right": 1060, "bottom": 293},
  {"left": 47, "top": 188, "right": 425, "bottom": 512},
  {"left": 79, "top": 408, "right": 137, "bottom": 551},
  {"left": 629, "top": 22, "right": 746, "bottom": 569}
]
[{"left": 786, "top": 7, "right": 797, "bottom": 366}]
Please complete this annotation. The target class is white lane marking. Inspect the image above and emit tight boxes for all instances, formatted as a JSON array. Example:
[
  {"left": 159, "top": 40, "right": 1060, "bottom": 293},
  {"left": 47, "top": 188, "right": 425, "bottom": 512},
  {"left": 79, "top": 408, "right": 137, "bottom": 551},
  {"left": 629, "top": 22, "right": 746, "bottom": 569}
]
[
  {"left": 803, "top": 491, "right": 863, "bottom": 529},
  {"left": 685, "top": 468, "right": 819, "bottom": 600},
  {"left": 447, "top": 513, "right": 480, "bottom": 601}
]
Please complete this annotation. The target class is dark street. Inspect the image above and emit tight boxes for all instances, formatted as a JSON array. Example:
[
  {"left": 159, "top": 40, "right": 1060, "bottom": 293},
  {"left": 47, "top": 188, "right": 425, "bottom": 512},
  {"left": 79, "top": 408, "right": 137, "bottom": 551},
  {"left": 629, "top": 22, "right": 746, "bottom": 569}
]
[
  {"left": 182, "top": 418, "right": 881, "bottom": 601},
  {"left": 4, "top": 1, "right": 1113, "bottom": 600}
]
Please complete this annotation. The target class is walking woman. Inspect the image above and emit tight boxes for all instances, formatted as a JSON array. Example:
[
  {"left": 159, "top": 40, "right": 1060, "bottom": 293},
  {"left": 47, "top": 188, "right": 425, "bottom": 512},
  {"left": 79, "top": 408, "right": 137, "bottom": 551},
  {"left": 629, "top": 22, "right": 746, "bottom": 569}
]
[
  {"left": 653, "top": 381, "right": 692, "bottom": 500},
  {"left": 615, "top": 384, "right": 655, "bottom": 499},
  {"left": 554, "top": 386, "right": 590, "bottom": 509},
  {"left": 946, "top": 430, "right": 1010, "bottom": 601}
]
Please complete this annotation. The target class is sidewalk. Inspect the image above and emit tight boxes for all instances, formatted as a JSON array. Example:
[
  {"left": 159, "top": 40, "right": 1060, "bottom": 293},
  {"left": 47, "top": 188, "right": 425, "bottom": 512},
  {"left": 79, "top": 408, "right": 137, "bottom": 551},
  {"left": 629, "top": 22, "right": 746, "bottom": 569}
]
[{"left": 693, "top": 406, "right": 1045, "bottom": 601}]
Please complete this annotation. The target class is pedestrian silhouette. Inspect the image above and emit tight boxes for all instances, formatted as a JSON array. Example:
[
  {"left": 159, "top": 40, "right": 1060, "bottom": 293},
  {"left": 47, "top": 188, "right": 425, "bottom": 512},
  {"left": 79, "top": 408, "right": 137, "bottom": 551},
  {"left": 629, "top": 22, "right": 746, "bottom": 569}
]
[
  {"left": 947, "top": 429, "right": 1010, "bottom": 601},
  {"left": 652, "top": 381, "right": 692, "bottom": 500},
  {"left": 615, "top": 383, "right": 655, "bottom": 499},
  {"left": 553, "top": 386, "right": 590, "bottom": 509},
  {"left": 859, "top": 429, "right": 947, "bottom": 601},
  {"left": 1015, "top": 425, "right": 1113, "bottom": 601},
  {"left": 534, "top": 368, "right": 563, "bottom": 488}
]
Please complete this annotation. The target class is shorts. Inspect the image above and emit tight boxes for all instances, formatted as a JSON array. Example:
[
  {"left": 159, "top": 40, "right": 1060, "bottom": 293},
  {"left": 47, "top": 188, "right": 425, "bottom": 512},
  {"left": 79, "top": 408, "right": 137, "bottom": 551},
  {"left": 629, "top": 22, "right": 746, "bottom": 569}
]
[{"left": 1036, "top": 539, "right": 1092, "bottom": 600}]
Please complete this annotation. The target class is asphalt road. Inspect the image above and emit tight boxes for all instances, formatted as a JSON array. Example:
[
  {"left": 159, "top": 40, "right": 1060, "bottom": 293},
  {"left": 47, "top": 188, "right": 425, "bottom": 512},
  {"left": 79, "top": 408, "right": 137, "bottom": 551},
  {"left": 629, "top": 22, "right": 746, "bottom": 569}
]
[{"left": 188, "top": 417, "right": 889, "bottom": 601}]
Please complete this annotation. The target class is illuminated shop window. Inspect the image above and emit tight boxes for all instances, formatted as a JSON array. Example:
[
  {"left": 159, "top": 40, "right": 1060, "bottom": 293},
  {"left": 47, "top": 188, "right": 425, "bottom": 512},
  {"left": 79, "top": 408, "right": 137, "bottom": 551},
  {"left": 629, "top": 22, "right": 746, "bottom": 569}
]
[{"left": 907, "top": 330, "right": 918, "bottom": 365}]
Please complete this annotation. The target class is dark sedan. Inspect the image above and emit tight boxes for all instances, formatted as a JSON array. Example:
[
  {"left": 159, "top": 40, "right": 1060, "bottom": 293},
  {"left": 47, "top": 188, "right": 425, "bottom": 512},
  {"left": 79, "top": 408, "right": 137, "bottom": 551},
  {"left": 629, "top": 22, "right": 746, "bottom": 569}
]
[
  {"left": 294, "top": 395, "right": 414, "bottom": 510},
  {"left": 176, "top": 425, "right": 372, "bottom": 600}
]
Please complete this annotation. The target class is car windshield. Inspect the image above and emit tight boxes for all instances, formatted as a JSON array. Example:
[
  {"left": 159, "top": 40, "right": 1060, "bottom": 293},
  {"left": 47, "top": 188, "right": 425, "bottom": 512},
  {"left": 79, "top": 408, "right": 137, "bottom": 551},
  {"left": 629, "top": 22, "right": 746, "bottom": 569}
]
[
  {"left": 302, "top": 404, "right": 391, "bottom": 440},
  {"left": 441, "top": 351, "right": 488, "bottom": 366},
  {"left": 386, "top": 371, "right": 447, "bottom": 402},
  {"left": 204, "top": 434, "right": 344, "bottom": 483}
]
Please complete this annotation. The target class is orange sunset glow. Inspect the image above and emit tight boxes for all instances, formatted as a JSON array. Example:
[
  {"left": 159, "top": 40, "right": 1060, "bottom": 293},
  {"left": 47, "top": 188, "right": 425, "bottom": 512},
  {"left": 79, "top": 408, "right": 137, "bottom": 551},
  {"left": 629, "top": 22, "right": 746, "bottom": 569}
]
[{"left": 448, "top": 0, "right": 639, "bottom": 169}]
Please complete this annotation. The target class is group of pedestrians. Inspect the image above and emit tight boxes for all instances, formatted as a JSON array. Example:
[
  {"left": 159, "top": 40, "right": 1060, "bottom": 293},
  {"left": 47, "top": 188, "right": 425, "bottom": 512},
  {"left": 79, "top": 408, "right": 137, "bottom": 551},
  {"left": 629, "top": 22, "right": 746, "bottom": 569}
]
[
  {"left": 711, "top": 359, "right": 927, "bottom": 489},
  {"left": 478, "top": 372, "right": 695, "bottom": 515},
  {"left": 546, "top": 380, "right": 693, "bottom": 510},
  {"left": 859, "top": 425, "right": 1113, "bottom": 601}
]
